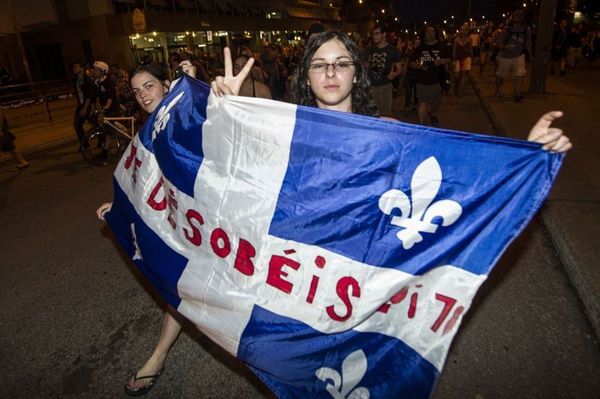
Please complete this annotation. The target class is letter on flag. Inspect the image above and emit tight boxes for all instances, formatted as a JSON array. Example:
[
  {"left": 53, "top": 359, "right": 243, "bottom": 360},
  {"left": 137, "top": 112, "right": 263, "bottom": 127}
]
[{"left": 105, "top": 75, "right": 563, "bottom": 398}]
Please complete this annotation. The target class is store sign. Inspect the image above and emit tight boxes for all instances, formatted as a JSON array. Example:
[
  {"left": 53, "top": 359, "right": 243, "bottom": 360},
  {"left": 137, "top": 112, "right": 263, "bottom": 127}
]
[{"left": 132, "top": 8, "right": 146, "bottom": 33}]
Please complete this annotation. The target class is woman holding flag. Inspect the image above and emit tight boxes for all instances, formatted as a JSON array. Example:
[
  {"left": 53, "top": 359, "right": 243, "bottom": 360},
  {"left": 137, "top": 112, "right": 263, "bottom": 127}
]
[{"left": 97, "top": 60, "right": 196, "bottom": 396}]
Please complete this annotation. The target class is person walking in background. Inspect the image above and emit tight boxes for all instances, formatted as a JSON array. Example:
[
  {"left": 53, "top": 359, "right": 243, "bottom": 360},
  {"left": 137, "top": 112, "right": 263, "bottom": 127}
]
[
  {"left": 1, "top": 114, "right": 29, "bottom": 170},
  {"left": 365, "top": 23, "right": 402, "bottom": 117},
  {"left": 479, "top": 21, "right": 495, "bottom": 77},
  {"left": 551, "top": 19, "right": 569, "bottom": 76},
  {"left": 72, "top": 62, "right": 94, "bottom": 148},
  {"left": 469, "top": 27, "right": 480, "bottom": 67},
  {"left": 494, "top": 10, "right": 532, "bottom": 102},
  {"left": 567, "top": 24, "right": 585, "bottom": 69},
  {"left": 409, "top": 25, "right": 451, "bottom": 126},
  {"left": 453, "top": 24, "right": 473, "bottom": 97},
  {"left": 403, "top": 38, "right": 418, "bottom": 115}
]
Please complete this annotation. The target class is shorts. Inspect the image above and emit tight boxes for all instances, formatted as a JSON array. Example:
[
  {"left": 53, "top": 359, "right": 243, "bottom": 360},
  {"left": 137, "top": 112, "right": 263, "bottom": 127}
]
[
  {"left": 496, "top": 55, "right": 527, "bottom": 78},
  {"left": 371, "top": 83, "right": 393, "bottom": 116},
  {"left": 416, "top": 83, "right": 442, "bottom": 112},
  {"left": 453, "top": 57, "right": 472, "bottom": 72}
]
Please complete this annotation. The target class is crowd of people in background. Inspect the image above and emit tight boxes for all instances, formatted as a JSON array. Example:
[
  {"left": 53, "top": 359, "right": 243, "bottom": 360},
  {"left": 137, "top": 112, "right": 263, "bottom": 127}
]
[{"left": 60, "top": 11, "right": 600, "bottom": 155}]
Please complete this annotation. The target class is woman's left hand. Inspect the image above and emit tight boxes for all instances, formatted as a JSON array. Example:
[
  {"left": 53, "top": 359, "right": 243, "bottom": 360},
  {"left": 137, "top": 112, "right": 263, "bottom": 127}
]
[
  {"left": 96, "top": 202, "right": 113, "bottom": 221},
  {"left": 179, "top": 60, "right": 197, "bottom": 79},
  {"left": 527, "top": 111, "right": 572, "bottom": 153}
]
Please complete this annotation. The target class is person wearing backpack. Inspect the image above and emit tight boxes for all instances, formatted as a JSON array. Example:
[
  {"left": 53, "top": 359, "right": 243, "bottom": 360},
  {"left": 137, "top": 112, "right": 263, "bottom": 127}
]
[{"left": 494, "top": 10, "right": 532, "bottom": 102}]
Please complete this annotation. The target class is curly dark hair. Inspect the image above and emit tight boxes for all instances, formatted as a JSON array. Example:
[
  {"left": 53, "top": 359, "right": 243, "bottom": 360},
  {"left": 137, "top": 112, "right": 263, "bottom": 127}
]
[{"left": 291, "top": 31, "right": 378, "bottom": 117}]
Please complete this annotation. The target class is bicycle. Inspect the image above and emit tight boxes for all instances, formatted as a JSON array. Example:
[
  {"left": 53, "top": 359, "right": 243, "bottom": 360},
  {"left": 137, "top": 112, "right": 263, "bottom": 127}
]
[{"left": 80, "top": 110, "right": 136, "bottom": 166}]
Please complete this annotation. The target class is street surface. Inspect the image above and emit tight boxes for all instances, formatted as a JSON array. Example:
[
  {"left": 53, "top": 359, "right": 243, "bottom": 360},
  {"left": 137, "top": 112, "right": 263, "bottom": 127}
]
[{"left": 1, "top": 70, "right": 599, "bottom": 398}]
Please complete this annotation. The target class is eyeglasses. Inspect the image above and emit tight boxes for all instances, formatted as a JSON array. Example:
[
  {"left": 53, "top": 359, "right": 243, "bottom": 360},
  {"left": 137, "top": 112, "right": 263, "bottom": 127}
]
[{"left": 308, "top": 61, "right": 355, "bottom": 74}]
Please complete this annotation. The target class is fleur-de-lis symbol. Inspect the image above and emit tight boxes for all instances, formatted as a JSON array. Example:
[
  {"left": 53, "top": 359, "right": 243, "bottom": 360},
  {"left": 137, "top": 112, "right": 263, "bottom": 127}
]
[
  {"left": 152, "top": 91, "right": 184, "bottom": 139},
  {"left": 378, "top": 156, "right": 462, "bottom": 250},
  {"left": 130, "top": 223, "right": 142, "bottom": 261},
  {"left": 316, "top": 349, "right": 370, "bottom": 399}
]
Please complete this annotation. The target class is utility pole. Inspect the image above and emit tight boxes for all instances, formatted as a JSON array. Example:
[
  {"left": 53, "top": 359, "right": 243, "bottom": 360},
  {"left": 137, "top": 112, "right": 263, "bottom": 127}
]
[
  {"left": 530, "top": 0, "right": 558, "bottom": 93},
  {"left": 7, "top": 0, "right": 33, "bottom": 83}
]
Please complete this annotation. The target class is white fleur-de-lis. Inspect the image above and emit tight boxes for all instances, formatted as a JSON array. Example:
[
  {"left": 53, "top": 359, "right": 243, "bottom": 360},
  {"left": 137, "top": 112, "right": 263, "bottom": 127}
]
[
  {"left": 130, "top": 223, "right": 142, "bottom": 261},
  {"left": 378, "top": 156, "right": 462, "bottom": 250},
  {"left": 316, "top": 350, "right": 370, "bottom": 399},
  {"left": 151, "top": 92, "right": 184, "bottom": 139}
]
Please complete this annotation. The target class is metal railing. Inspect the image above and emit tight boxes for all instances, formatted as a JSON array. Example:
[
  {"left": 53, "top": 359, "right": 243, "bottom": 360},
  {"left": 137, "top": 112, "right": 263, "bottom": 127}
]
[{"left": 0, "top": 79, "right": 73, "bottom": 123}]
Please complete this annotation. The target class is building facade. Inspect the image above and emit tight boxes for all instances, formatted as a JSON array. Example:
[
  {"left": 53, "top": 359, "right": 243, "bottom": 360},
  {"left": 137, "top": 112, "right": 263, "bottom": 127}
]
[{"left": 1, "top": 0, "right": 359, "bottom": 82}]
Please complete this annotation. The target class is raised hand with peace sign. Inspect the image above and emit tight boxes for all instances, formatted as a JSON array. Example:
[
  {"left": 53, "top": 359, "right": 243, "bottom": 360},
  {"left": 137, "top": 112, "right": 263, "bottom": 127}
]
[{"left": 210, "top": 47, "right": 255, "bottom": 97}]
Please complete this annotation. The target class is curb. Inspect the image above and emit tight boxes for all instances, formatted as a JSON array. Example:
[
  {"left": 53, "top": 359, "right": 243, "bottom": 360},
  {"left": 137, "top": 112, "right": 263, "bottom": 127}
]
[{"left": 470, "top": 75, "right": 600, "bottom": 342}]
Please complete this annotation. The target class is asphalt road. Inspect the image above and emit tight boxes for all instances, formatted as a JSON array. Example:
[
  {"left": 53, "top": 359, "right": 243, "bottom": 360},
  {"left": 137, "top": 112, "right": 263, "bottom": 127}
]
[{"left": 1, "top": 85, "right": 598, "bottom": 398}]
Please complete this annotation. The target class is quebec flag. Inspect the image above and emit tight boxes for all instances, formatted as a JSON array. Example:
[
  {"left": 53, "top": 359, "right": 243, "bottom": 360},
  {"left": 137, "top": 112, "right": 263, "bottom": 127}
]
[{"left": 106, "top": 75, "right": 563, "bottom": 398}]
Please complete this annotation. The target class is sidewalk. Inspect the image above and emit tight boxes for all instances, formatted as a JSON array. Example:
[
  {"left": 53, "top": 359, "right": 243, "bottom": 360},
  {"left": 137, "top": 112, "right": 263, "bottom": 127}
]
[
  {"left": 2, "top": 70, "right": 599, "bottom": 341},
  {"left": 0, "top": 98, "right": 78, "bottom": 166},
  {"left": 471, "top": 66, "right": 600, "bottom": 341}
]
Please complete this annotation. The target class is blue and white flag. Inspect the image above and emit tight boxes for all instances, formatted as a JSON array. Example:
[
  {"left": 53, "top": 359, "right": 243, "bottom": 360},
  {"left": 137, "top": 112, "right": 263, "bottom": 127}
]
[{"left": 106, "top": 75, "right": 563, "bottom": 398}]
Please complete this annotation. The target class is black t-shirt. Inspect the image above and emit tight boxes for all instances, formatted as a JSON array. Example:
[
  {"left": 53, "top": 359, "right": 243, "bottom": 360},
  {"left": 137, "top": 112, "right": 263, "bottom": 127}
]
[
  {"left": 93, "top": 77, "right": 119, "bottom": 115},
  {"left": 366, "top": 43, "right": 401, "bottom": 86},
  {"left": 409, "top": 42, "right": 450, "bottom": 85},
  {"left": 73, "top": 74, "right": 94, "bottom": 107}
]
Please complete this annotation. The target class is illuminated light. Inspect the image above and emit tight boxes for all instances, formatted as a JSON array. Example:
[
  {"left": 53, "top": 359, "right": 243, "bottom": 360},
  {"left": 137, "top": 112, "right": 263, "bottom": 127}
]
[
  {"left": 152, "top": 31, "right": 157, "bottom": 36},
  {"left": 451, "top": 15, "right": 454, "bottom": 19},
  {"left": 186, "top": 31, "right": 189, "bottom": 35},
  {"left": 192, "top": 32, "right": 196, "bottom": 37},
  {"left": 482, "top": 15, "right": 486, "bottom": 19},
  {"left": 358, "top": 0, "right": 362, "bottom": 4},
  {"left": 443, "top": 20, "right": 447, "bottom": 23},
  {"left": 198, "top": 44, "right": 206, "bottom": 47},
  {"left": 381, "top": 9, "right": 385, "bottom": 13},
  {"left": 502, "top": 13, "right": 506, "bottom": 17},
  {"left": 329, "top": 2, "right": 332, "bottom": 6},
  {"left": 135, "top": 33, "right": 140, "bottom": 39},
  {"left": 523, "top": 2, "right": 526, "bottom": 6},
  {"left": 148, "top": 38, "right": 154, "bottom": 42},
  {"left": 405, "top": 29, "right": 408, "bottom": 33},
  {"left": 394, "top": 17, "right": 398, "bottom": 21},
  {"left": 469, "top": 17, "right": 473, "bottom": 21}
]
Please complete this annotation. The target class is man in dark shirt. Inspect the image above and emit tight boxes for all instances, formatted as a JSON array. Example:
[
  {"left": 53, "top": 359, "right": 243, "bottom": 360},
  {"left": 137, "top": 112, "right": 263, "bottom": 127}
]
[
  {"left": 91, "top": 60, "right": 119, "bottom": 117},
  {"left": 365, "top": 23, "right": 402, "bottom": 117},
  {"left": 409, "top": 25, "right": 451, "bottom": 126},
  {"left": 72, "top": 62, "right": 94, "bottom": 147}
]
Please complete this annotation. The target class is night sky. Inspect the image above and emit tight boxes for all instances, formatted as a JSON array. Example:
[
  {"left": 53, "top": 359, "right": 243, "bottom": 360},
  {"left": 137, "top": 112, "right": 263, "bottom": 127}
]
[{"left": 391, "top": 0, "right": 498, "bottom": 24}]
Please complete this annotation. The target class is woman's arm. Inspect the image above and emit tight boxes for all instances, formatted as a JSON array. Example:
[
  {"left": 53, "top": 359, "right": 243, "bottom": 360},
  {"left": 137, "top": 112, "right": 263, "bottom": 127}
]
[{"left": 96, "top": 202, "right": 113, "bottom": 221}]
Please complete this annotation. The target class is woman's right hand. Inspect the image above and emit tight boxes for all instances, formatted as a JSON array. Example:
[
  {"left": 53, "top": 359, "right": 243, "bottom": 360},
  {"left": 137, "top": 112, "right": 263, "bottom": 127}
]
[
  {"left": 96, "top": 202, "right": 113, "bottom": 221},
  {"left": 210, "top": 47, "right": 255, "bottom": 97}
]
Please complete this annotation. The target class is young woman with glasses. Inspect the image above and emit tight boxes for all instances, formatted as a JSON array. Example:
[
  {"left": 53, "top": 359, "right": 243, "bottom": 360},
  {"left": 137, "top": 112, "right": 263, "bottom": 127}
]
[{"left": 212, "top": 31, "right": 570, "bottom": 152}]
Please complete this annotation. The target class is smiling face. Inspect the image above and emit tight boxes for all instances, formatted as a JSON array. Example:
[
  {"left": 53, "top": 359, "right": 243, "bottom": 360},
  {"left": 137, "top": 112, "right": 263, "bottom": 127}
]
[
  {"left": 131, "top": 71, "right": 169, "bottom": 113},
  {"left": 307, "top": 39, "right": 356, "bottom": 113}
]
